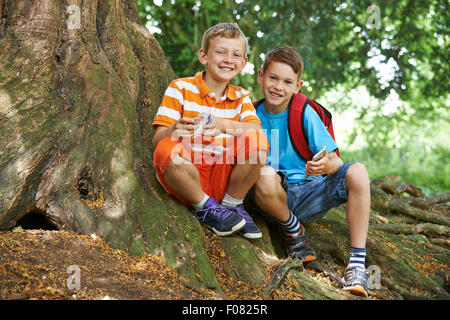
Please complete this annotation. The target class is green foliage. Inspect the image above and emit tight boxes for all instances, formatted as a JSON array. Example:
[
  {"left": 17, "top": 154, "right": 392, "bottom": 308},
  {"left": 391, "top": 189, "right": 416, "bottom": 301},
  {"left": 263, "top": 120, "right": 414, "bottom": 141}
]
[
  {"left": 342, "top": 146, "right": 450, "bottom": 196},
  {"left": 340, "top": 118, "right": 450, "bottom": 195},
  {"left": 137, "top": 0, "right": 449, "bottom": 193},
  {"left": 138, "top": 0, "right": 448, "bottom": 104}
]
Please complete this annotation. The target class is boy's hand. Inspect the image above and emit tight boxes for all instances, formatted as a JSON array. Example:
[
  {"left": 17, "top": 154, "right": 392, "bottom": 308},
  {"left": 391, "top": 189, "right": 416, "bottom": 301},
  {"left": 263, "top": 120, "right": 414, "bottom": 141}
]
[
  {"left": 305, "top": 148, "right": 342, "bottom": 177},
  {"left": 203, "top": 116, "right": 259, "bottom": 137},
  {"left": 203, "top": 115, "right": 225, "bottom": 136}
]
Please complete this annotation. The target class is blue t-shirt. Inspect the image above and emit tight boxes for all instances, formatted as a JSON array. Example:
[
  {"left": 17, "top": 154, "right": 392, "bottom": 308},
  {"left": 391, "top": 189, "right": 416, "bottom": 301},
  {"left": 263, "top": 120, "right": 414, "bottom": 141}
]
[{"left": 257, "top": 102, "right": 338, "bottom": 183}]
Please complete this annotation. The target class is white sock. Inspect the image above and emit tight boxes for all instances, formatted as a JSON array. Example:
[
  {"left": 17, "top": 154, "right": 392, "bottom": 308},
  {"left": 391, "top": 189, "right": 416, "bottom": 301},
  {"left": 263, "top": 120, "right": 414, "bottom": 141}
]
[
  {"left": 192, "top": 193, "right": 210, "bottom": 210},
  {"left": 221, "top": 193, "right": 243, "bottom": 207}
]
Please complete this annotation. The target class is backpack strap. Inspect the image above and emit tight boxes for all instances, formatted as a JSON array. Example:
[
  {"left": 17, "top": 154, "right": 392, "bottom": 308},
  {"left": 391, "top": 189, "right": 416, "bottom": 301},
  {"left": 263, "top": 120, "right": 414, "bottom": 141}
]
[
  {"left": 254, "top": 94, "right": 315, "bottom": 161},
  {"left": 253, "top": 99, "right": 264, "bottom": 109},
  {"left": 306, "top": 98, "right": 340, "bottom": 157},
  {"left": 288, "top": 93, "right": 313, "bottom": 161}
]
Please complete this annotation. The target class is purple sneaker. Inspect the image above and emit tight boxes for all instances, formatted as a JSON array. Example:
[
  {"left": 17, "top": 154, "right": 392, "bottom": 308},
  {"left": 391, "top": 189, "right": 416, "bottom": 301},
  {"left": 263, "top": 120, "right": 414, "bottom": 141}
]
[
  {"left": 194, "top": 198, "right": 246, "bottom": 236},
  {"left": 224, "top": 204, "right": 262, "bottom": 239}
]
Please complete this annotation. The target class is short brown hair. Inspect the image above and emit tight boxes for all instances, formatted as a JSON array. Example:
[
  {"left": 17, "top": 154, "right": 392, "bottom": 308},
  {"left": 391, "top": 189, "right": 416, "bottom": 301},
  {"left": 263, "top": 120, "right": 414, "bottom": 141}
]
[
  {"left": 201, "top": 22, "right": 248, "bottom": 55},
  {"left": 262, "top": 46, "right": 304, "bottom": 80}
]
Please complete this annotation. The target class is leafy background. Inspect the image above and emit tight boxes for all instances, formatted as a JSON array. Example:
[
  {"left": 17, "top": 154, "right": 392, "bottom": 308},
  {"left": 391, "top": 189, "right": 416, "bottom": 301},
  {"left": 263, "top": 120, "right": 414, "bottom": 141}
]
[{"left": 137, "top": 0, "right": 449, "bottom": 194}]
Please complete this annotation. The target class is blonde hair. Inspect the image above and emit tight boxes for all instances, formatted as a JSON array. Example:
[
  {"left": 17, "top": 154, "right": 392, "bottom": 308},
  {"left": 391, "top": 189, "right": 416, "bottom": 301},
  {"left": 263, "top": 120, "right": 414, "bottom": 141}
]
[
  {"left": 201, "top": 22, "right": 248, "bottom": 55},
  {"left": 262, "top": 45, "right": 304, "bottom": 80}
]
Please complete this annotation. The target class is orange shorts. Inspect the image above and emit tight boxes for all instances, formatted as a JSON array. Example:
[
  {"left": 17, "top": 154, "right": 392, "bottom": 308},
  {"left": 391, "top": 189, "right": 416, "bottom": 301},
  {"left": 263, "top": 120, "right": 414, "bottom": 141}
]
[{"left": 153, "top": 130, "right": 269, "bottom": 206}]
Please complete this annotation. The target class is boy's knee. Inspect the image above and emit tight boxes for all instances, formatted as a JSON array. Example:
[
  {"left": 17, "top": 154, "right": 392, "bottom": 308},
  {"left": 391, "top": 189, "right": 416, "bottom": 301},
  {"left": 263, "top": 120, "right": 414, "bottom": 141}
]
[
  {"left": 166, "top": 154, "right": 192, "bottom": 169},
  {"left": 255, "top": 150, "right": 268, "bottom": 165},
  {"left": 236, "top": 130, "right": 269, "bottom": 161},
  {"left": 254, "top": 169, "right": 282, "bottom": 199},
  {"left": 153, "top": 136, "right": 188, "bottom": 173}
]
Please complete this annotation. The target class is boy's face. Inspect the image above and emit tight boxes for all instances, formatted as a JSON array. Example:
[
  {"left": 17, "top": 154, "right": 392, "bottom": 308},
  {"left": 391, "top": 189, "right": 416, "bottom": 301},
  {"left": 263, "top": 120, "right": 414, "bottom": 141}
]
[
  {"left": 198, "top": 36, "right": 247, "bottom": 84},
  {"left": 258, "top": 61, "right": 303, "bottom": 112}
]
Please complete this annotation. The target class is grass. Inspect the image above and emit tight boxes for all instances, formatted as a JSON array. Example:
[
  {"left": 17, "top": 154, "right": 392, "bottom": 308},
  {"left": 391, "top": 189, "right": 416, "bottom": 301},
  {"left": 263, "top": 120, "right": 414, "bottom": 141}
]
[{"left": 341, "top": 144, "right": 450, "bottom": 196}]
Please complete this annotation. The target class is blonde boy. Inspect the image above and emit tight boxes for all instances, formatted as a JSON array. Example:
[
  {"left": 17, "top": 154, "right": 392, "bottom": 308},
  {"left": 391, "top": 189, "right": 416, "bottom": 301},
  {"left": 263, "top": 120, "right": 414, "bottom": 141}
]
[{"left": 152, "top": 23, "right": 268, "bottom": 239}]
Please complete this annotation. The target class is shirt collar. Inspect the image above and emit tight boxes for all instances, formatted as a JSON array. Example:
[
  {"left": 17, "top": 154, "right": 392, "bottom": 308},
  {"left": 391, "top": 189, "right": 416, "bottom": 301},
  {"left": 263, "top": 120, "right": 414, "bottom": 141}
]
[{"left": 193, "top": 71, "right": 239, "bottom": 101}]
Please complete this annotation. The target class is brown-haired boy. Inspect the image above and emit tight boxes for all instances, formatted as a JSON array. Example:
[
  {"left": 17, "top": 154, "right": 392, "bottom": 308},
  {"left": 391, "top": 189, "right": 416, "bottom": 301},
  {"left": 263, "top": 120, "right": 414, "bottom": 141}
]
[
  {"left": 152, "top": 23, "right": 268, "bottom": 239},
  {"left": 246, "top": 45, "right": 371, "bottom": 296}
]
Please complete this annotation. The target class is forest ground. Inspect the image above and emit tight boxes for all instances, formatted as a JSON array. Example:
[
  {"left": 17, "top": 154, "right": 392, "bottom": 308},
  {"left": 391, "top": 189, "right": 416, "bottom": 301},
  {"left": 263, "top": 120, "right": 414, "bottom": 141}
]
[
  {"left": 0, "top": 223, "right": 394, "bottom": 301},
  {"left": 1, "top": 179, "right": 448, "bottom": 301}
]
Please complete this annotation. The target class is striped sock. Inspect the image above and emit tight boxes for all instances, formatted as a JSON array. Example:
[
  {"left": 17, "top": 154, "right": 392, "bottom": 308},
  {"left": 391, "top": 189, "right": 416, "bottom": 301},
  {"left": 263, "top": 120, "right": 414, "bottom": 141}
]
[
  {"left": 279, "top": 211, "right": 302, "bottom": 237},
  {"left": 348, "top": 246, "right": 366, "bottom": 269}
]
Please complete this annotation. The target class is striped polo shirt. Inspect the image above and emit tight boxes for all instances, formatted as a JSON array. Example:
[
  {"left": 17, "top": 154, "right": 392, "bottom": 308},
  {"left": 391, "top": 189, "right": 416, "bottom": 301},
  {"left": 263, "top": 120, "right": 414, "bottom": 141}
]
[{"left": 152, "top": 71, "right": 260, "bottom": 156}]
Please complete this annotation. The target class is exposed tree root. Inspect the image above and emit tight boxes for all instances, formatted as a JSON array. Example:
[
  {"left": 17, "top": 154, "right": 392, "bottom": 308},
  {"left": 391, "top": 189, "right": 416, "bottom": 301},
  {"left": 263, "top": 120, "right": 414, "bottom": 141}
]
[
  {"left": 407, "top": 193, "right": 450, "bottom": 209},
  {"left": 388, "top": 199, "right": 450, "bottom": 226},
  {"left": 373, "top": 223, "right": 450, "bottom": 238},
  {"left": 303, "top": 260, "right": 344, "bottom": 288},
  {"left": 263, "top": 258, "right": 303, "bottom": 299}
]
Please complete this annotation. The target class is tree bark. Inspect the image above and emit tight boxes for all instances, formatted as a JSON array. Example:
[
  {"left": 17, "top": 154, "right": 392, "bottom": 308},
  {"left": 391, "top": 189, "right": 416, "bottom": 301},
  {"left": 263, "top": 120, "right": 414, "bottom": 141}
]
[{"left": 0, "top": 0, "right": 224, "bottom": 292}]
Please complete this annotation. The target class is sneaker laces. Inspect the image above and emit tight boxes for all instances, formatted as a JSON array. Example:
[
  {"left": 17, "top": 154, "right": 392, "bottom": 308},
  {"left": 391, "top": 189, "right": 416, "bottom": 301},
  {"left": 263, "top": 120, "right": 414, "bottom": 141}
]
[
  {"left": 230, "top": 205, "right": 253, "bottom": 223},
  {"left": 194, "top": 205, "right": 232, "bottom": 222},
  {"left": 344, "top": 267, "right": 368, "bottom": 285}
]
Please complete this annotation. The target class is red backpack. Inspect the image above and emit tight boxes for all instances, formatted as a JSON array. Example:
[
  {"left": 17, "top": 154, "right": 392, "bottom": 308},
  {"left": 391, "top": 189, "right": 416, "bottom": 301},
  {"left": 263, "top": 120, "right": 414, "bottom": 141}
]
[{"left": 254, "top": 92, "right": 339, "bottom": 161}]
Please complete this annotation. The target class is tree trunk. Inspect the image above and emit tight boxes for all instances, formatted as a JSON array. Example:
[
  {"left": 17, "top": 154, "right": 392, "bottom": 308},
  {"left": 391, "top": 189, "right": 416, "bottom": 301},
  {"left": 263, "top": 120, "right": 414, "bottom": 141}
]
[
  {"left": 0, "top": 0, "right": 224, "bottom": 292},
  {"left": 1, "top": 0, "right": 448, "bottom": 300}
]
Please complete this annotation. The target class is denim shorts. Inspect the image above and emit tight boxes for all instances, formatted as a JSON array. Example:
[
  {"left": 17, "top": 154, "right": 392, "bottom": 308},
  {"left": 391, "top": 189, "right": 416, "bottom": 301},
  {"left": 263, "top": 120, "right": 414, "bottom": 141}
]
[{"left": 244, "top": 162, "right": 357, "bottom": 225}]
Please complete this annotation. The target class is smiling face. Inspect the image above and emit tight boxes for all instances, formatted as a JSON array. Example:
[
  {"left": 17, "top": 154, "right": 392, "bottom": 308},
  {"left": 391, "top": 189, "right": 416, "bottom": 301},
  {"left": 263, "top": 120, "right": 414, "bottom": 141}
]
[
  {"left": 198, "top": 35, "right": 247, "bottom": 87},
  {"left": 257, "top": 61, "right": 303, "bottom": 113}
]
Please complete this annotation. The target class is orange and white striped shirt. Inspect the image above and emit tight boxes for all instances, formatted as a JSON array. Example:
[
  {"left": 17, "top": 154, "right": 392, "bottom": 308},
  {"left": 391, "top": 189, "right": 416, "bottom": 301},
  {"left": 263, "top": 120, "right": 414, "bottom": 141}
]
[{"left": 152, "top": 71, "right": 261, "bottom": 157}]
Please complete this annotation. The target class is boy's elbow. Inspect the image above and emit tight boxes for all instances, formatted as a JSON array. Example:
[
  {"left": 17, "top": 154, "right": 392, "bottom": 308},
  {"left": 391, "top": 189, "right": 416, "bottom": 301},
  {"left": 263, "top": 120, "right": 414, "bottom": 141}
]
[
  {"left": 152, "top": 133, "right": 166, "bottom": 148},
  {"left": 152, "top": 125, "right": 169, "bottom": 148},
  {"left": 152, "top": 129, "right": 162, "bottom": 148},
  {"left": 151, "top": 136, "right": 159, "bottom": 148}
]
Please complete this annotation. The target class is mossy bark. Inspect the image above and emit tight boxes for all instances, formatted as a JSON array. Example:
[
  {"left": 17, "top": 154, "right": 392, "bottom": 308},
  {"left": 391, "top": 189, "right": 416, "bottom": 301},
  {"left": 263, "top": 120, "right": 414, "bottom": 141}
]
[
  {"left": 0, "top": 0, "right": 221, "bottom": 293},
  {"left": 1, "top": 0, "right": 448, "bottom": 300}
]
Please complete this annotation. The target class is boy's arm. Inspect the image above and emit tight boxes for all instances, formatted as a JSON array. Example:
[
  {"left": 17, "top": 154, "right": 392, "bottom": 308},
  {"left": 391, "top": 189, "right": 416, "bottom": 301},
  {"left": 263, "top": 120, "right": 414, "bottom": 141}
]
[
  {"left": 152, "top": 126, "right": 170, "bottom": 147},
  {"left": 152, "top": 117, "right": 195, "bottom": 147},
  {"left": 153, "top": 116, "right": 259, "bottom": 146},
  {"left": 152, "top": 80, "right": 192, "bottom": 147},
  {"left": 203, "top": 91, "right": 261, "bottom": 135},
  {"left": 203, "top": 117, "right": 261, "bottom": 136},
  {"left": 303, "top": 105, "right": 341, "bottom": 176}
]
